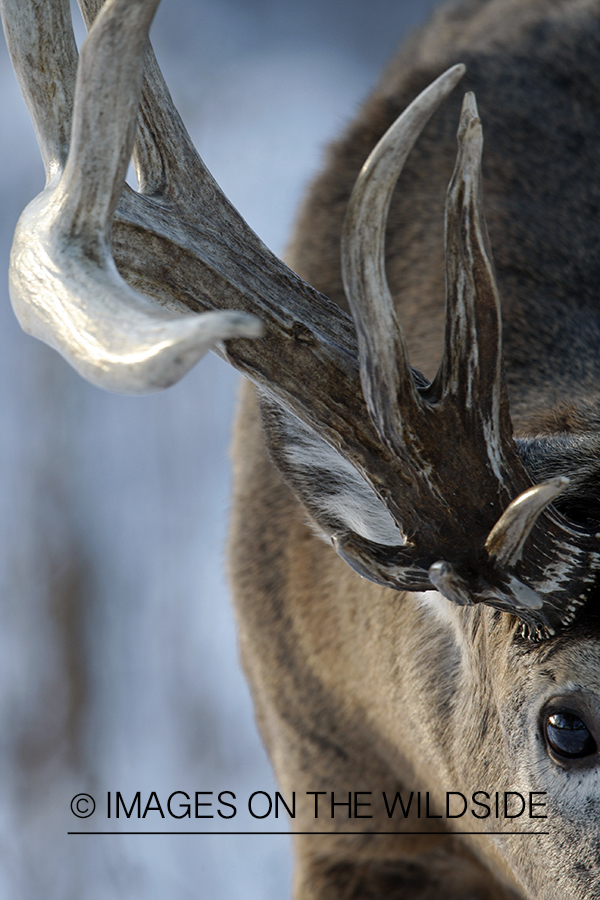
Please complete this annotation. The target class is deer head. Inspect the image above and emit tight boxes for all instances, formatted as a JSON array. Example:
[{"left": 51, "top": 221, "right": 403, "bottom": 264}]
[{"left": 5, "top": 1, "right": 600, "bottom": 898}]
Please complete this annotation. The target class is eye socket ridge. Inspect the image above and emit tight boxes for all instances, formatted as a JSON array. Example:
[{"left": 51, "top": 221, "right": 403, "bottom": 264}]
[{"left": 543, "top": 707, "right": 598, "bottom": 762}]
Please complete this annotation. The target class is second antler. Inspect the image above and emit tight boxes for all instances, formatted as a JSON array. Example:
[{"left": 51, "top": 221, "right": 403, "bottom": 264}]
[{"left": 2, "top": 0, "right": 599, "bottom": 638}]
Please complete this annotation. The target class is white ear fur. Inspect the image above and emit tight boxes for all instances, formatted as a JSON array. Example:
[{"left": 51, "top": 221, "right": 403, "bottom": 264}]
[{"left": 259, "top": 395, "right": 403, "bottom": 546}]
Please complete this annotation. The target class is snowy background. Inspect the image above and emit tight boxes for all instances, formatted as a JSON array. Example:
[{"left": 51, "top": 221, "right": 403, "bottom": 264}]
[{"left": 0, "top": 1, "right": 441, "bottom": 896}]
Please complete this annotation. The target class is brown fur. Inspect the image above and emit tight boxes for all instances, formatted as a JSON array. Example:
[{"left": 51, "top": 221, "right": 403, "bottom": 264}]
[{"left": 230, "top": 1, "right": 600, "bottom": 897}]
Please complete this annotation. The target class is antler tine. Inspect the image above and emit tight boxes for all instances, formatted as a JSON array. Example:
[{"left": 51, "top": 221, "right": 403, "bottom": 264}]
[
  {"left": 78, "top": 0, "right": 266, "bottom": 247},
  {"left": 341, "top": 65, "right": 465, "bottom": 451},
  {"left": 434, "top": 92, "right": 511, "bottom": 483},
  {"left": 76, "top": 0, "right": 210, "bottom": 210},
  {"left": 60, "top": 0, "right": 161, "bottom": 240},
  {"left": 0, "top": 0, "right": 77, "bottom": 181},
  {"left": 134, "top": 44, "right": 212, "bottom": 206},
  {"left": 8, "top": 0, "right": 262, "bottom": 394},
  {"left": 486, "top": 476, "right": 570, "bottom": 568}
]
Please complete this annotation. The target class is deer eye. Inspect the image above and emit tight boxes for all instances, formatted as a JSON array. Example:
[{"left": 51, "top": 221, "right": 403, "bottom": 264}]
[{"left": 545, "top": 711, "right": 597, "bottom": 760}]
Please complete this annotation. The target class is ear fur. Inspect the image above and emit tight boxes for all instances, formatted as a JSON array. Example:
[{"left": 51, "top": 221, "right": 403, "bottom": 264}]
[{"left": 259, "top": 393, "right": 403, "bottom": 546}]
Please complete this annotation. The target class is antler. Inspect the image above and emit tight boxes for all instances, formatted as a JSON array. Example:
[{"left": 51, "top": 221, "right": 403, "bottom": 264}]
[
  {"left": 1, "top": 0, "right": 262, "bottom": 392},
  {"left": 3, "top": 0, "right": 599, "bottom": 638},
  {"left": 340, "top": 87, "right": 600, "bottom": 638}
]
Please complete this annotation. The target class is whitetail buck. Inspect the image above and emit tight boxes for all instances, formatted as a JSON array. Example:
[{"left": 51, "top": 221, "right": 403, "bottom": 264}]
[{"left": 2, "top": 0, "right": 600, "bottom": 896}]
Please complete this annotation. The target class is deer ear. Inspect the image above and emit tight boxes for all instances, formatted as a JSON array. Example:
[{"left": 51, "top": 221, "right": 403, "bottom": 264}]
[{"left": 259, "top": 394, "right": 403, "bottom": 546}]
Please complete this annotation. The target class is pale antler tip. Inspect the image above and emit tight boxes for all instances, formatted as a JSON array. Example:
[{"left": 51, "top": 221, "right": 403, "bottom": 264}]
[
  {"left": 457, "top": 91, "right": 482, "bottom": 147},
  {"left": 461, "top": 91, "right": 479, "bottom": 118},
  {"left": 200, "top": 311, "right": 265, "bottom": 341},
  {"left": 447, "top": 63, "right": 467, "bottom": 85}
]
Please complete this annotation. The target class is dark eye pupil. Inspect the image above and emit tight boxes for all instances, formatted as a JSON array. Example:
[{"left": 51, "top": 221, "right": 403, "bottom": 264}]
[{"left": 545, "top": 712, "right": 597, "bottom": 759}]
